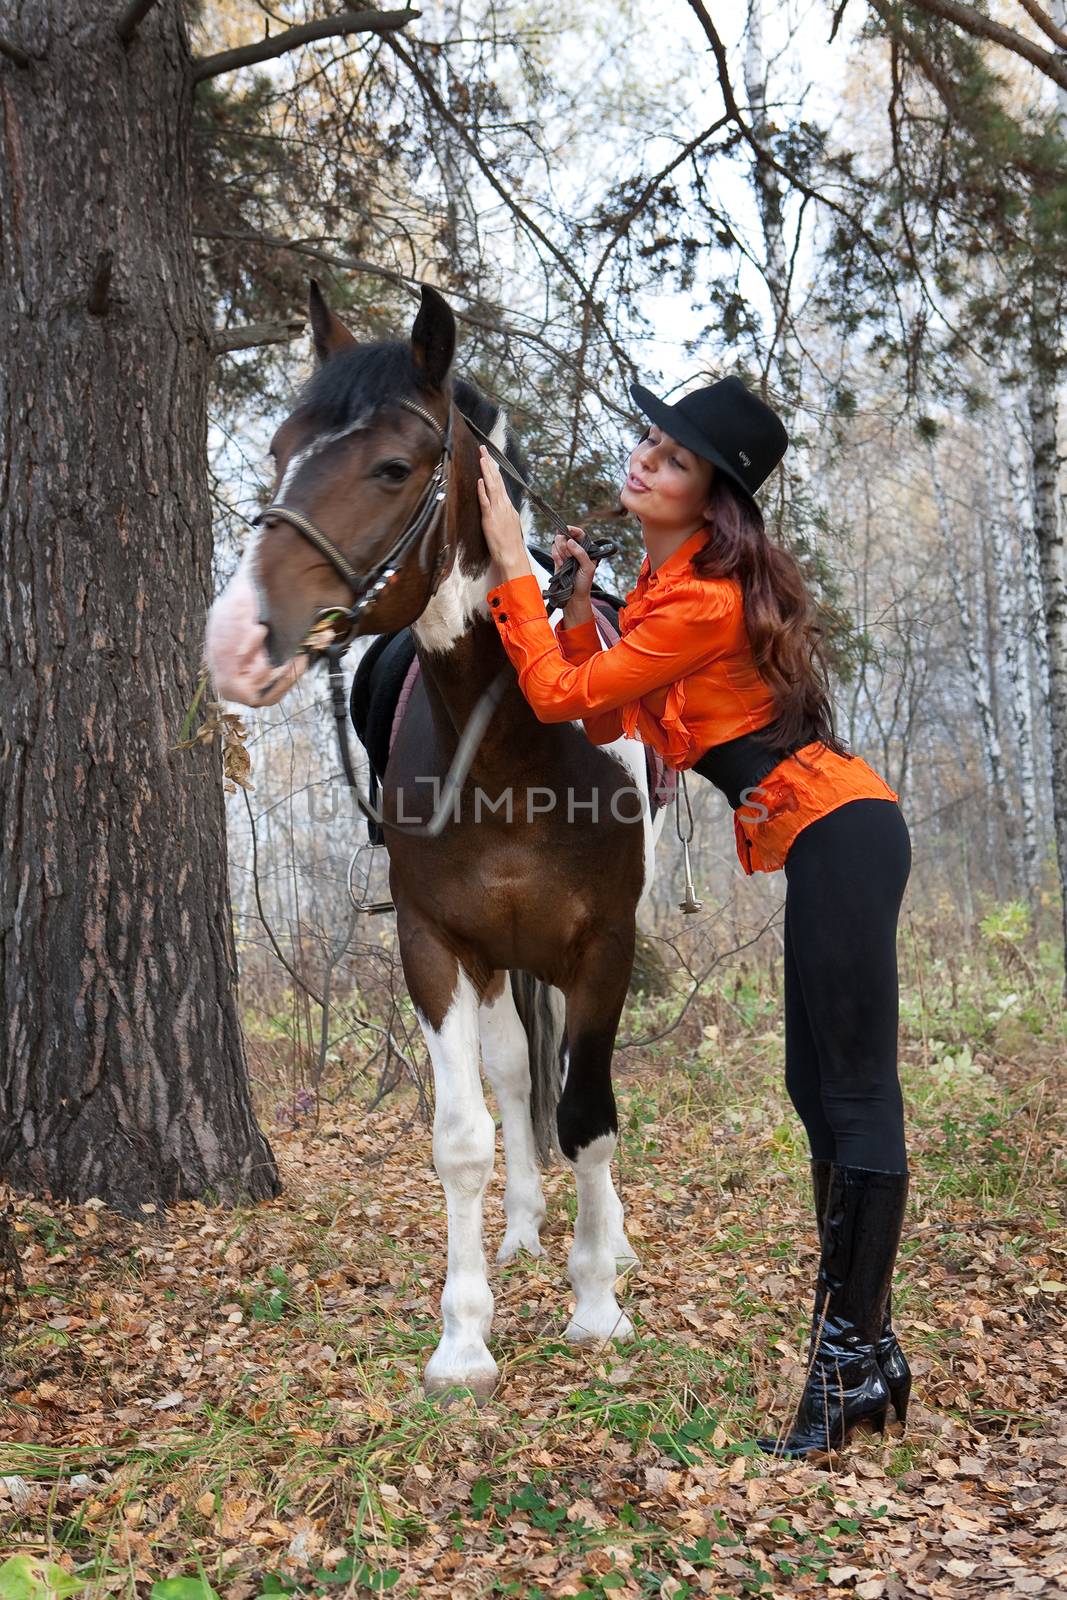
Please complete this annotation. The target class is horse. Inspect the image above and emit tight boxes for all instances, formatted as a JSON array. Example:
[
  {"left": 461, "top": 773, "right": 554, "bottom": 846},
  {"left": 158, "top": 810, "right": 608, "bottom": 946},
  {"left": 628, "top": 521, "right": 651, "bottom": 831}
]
[{"left": 205, "top": 280, "right": 667, "bottom": 1397}]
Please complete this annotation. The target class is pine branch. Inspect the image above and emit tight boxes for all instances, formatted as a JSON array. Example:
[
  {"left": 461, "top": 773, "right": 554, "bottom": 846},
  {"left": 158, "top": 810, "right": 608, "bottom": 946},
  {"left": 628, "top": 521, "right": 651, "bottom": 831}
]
[
  {"left": 212, "top": 316, "right": 306, "bottom": 353},
  {"left": 686, "top": 0, "right": 911, "bottom": 332},
  {"left": 869, "top": 0, "right": 1064, "bottom": 182},
  {"left": 899, "top": 0, "right": 1067, "bottom": 90},
  {"left": 192, "top": 8, "right": 420, "bottom": 84},
  {"left": 116, "top": 0, "right": 160, "bottom": 45},
  {"left": 1015, "top": 0, "right": 1067, "bottom": 52},
  {"left": 870, "top": 0, "right": 972, "bottom": 122},
  {"left": 197, "top": 228, "right": 414, "bottom": 294},
  {"left": 0, "top": 30, "right": 31, "bottom": 67},
  {"left": 194, "top": 228, "right": 630, "bottom": 417}
]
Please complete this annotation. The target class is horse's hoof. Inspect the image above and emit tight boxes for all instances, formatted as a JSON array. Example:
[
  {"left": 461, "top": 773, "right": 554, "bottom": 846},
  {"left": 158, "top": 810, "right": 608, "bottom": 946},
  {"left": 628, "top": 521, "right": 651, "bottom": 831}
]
[
  {"left": 423, "top": 1346, "right": 499, "bottom": 1402},
  {"left": 564, "top": 1307, "right": 635, "bottom": 1345},
  {"left": 425, "top": 1382, "right": 497, "bottom": 1411},
  {"left": 497, "top": 1227, "right": 544, "bottom": 1263}
]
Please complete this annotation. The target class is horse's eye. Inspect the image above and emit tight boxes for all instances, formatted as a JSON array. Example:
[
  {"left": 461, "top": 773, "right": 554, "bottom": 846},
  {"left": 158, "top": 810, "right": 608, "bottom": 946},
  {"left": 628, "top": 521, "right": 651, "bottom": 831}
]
[{"left": 376, "top": 460, "right": 412, "bottom": 482}]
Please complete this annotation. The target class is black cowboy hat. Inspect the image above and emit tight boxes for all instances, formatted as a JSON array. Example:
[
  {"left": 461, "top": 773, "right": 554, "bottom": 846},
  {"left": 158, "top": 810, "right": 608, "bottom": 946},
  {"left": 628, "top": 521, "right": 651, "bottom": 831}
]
[{"left": 629, "top": 375, "right": 788, "bottom": 499}]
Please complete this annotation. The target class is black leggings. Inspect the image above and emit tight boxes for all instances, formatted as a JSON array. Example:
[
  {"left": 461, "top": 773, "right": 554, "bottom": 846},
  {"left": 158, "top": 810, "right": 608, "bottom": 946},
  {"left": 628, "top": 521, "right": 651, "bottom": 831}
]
[{"left": 781, "top": 799, "right": 912, "bottom": 1173}]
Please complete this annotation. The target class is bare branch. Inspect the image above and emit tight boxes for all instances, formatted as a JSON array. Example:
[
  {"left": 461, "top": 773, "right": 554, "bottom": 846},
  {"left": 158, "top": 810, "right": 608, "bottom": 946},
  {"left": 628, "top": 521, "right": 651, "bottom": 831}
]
[
  {"left": 116, "top": 0, "right": 160, "bottom": 45},
  {"left": 194, "top": 227, "right": 633, "bottom": 423},
  {"left": 1015, "top": 0, "right": 1067, "bottom": 51},
  {"left": 192, "top": 8, "right": 420, "bottom": 84},
  {"left": 829, "top": 0, "right": 854, "bottom": 42},
  {"left": 383, "top": 31, "right": 635, "bottom": 379},
  {"left": 686, "top": 0, "right": 911, "bottom": 341},
  {"left": 212, "top": 316, "right": 306, "bottom": 354},
  {"left": 0, "top": 31, "right": 31, "bottom": 67},
  {"left": 896, "top": 0, "right": 1067, "bottom": 89}
]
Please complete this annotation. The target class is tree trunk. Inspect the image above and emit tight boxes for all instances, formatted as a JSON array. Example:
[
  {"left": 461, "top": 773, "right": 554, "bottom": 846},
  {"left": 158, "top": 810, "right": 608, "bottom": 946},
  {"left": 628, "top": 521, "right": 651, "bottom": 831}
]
[
  {"left": 928, "top": 447, "right": 1013, "bottom": 877},
  {"left": 1027, "top": 366, "right": 1067, "bottom": 966},
  {"left": 0, "top": 2, "right": 278, "bottom": 1210},
  {"left": 1025, "top": 0, "right": 1067, "bottom": 982},
  {"left": 990, "top": 437, "right": 1041, "bottom": 899}
]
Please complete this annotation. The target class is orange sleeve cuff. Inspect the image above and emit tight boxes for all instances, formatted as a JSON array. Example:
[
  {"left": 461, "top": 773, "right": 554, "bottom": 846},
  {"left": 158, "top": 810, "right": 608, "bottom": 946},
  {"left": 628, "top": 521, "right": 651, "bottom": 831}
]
[{"left": 555, "top": 618, "right": 602, "bottom": 662}]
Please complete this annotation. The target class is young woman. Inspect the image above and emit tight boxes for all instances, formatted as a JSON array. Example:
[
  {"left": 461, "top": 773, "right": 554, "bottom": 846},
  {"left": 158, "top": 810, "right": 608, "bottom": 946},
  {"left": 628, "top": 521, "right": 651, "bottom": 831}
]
[{"left": 475, "top": 375, "right": 913, "bottom": 1459}]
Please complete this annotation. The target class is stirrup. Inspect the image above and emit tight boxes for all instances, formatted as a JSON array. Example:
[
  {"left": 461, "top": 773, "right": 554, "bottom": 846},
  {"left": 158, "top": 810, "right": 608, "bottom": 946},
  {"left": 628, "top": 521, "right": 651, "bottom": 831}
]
[
  {"left": 675, "top": 771, "right": 702, "bottom": 913},
  {"left": 347, "top": 843, "right": 394, "bottom": 916}
]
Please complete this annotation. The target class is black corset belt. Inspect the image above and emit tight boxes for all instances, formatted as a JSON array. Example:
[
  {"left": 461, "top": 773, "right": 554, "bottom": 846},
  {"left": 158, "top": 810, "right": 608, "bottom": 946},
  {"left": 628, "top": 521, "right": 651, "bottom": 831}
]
[{"left": 692, "top": 727, "right": 813, "bottom": 811}]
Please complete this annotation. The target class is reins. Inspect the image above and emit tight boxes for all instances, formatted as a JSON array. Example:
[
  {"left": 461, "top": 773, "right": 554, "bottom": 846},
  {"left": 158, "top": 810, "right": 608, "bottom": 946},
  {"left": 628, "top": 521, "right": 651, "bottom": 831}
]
[{"left": 460, "top": 412, "right": 618, "bottom": 608}]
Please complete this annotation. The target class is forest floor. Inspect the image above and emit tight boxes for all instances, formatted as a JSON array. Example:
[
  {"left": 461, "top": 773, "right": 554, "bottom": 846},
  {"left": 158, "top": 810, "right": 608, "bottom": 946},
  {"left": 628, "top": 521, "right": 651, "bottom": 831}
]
[{"left": 2, "top": 929, "right": 1066, "bottom": 1599}]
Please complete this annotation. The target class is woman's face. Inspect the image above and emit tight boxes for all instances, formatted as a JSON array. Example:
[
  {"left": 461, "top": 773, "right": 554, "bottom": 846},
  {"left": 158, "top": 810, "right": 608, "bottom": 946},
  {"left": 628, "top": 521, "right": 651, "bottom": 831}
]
[{"left": 620, "top": 423, "right": 715, "bottom": 529}]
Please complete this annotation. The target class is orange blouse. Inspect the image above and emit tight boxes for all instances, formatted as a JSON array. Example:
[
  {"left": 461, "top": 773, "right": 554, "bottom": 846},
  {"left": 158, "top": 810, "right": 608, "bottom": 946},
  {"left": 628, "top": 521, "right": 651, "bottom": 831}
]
[
  {"left": 485, "top": 529, "right": 899, "bottom": 873},
  {"left": 486, "top": 529, "right": 777, "bottom": 767}
]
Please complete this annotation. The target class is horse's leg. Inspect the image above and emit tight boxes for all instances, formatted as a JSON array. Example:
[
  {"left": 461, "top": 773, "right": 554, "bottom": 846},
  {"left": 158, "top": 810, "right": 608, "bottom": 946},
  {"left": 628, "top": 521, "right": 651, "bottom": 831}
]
[
  {"left": 401, "top": 929, "right": 498, "bottom": 1397},
  {"left": 557, "top": 938, "right": 638, "bottom": 1346},
  {"left": 478, "top": 971, "right": 547, "bottom": 1262}
]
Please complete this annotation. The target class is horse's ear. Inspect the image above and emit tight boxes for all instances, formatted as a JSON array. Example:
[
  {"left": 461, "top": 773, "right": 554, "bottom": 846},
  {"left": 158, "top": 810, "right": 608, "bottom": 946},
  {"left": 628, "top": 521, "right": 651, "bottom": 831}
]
[
  {"left": 411, "top": 282, "right": 455, "bottom": 390},
  {"left": 308, "top": 279, "right": 357, "bottom": 364}
]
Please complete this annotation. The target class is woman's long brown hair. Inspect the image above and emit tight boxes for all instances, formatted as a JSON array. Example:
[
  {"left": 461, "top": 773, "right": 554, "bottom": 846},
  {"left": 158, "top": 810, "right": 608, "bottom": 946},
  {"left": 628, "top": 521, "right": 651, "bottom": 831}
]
[{"left": 692, "top": 472, "right": 851, "bottom": 758}]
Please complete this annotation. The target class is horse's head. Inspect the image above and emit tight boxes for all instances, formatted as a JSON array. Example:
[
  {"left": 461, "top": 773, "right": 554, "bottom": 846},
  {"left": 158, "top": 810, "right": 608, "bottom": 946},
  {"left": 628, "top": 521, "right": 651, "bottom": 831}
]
[{"left": 206, "top": 280, "right": 461, "bottom": 706}]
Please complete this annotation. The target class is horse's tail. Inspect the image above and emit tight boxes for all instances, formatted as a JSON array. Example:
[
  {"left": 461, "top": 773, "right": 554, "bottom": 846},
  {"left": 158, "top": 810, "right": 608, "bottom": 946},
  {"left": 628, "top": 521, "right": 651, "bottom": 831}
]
[{"left": 508, "top": 971, "right": 566, "bottom": 1166}]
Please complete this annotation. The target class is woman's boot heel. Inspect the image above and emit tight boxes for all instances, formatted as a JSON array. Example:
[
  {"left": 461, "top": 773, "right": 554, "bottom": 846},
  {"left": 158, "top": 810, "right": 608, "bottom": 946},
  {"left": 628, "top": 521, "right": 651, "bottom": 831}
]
[
  {"left": 881, "top": 1364, "right": 910, "bottom": 1425},
  {"left": 759, "top": 1166, "right": 910, "bottom": 1461}
]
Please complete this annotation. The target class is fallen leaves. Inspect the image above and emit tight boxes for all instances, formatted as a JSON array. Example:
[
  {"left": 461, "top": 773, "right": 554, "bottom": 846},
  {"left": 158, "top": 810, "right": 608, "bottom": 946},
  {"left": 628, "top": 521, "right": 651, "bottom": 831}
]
[{"left": 0, "top": 1027, "right": 1064, "bottom": 1598}]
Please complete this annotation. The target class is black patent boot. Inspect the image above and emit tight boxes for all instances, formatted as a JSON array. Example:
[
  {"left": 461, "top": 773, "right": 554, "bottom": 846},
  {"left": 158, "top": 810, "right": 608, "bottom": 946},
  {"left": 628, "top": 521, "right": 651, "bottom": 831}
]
[
  {"left": 812, "top": 1159, "right": 911, "bottom": 1426},
  {"left": 758, "top": 1165, "right": 909, "bottom": 1459}
]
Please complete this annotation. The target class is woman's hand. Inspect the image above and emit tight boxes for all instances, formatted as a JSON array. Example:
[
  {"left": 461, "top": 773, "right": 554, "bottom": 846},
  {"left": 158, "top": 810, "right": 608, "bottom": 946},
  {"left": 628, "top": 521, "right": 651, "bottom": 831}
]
[
  {"left": 551, "top": 529, "right": 597, "bottom": 598},
  {"left": 477, "top": 447, "right": 532, "bottom": 581},
  {"left": 552, "top": 528, "right": 597, "bottom": 629}
]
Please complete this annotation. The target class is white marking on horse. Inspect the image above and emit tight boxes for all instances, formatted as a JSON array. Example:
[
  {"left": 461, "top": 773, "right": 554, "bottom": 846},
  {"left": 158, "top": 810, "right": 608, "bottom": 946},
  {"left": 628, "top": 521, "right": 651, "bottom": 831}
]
[
  {"left": 478, "top": 977, "right": 548, "bottom": 1261},
  {"left": 240, "top": 413, "right": 374, "bottom": 659},
  {"left": 413, "top": 408, "right": 511, "bottom": 654},
  {"left": 564, "top": 1130, "right": 638, "bottom": 1345},
  {"left": 274, "top": 413, "right": 374, "bottom": 503},
  {"left": 204, "top": 540, "right": 311, "bottom": 706},
  {"left": 417, "top": 967, "right": 499, "bottom": 1397}
]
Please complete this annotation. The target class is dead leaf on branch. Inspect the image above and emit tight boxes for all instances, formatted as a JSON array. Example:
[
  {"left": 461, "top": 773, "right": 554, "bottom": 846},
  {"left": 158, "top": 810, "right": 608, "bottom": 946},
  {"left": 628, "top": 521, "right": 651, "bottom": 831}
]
[{"left": 175, "top": 677, "right": 253, "bottom": 793}]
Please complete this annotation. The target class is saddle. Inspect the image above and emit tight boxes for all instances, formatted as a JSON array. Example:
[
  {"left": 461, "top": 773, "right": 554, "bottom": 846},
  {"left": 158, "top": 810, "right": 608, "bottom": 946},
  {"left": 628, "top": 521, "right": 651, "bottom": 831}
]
[{"left": 349, "top": 558, "right": 677, "bottom": 844}]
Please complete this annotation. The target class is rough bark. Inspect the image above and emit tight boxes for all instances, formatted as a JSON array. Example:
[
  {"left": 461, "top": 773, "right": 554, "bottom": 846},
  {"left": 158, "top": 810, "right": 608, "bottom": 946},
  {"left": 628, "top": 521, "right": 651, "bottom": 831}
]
[{"left": 0, "top": 2, "right": 278, "bottom": 1209}]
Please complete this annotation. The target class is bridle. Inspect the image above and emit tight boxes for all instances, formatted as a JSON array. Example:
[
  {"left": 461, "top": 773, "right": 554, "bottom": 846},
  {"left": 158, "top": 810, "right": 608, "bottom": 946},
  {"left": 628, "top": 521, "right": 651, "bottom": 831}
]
[
  {"left": 252, "top": 396, "right": 510, "bottom": 840},
  {"left": 253, "top": 396, "right": 455, "bottom": 655}
]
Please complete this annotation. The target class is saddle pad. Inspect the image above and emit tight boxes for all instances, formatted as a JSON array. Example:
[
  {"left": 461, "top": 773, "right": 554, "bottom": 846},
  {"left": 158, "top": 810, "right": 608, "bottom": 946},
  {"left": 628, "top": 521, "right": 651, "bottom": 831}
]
[{"left": 350, "top": 628, "right": 417, "bottom": 782}]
